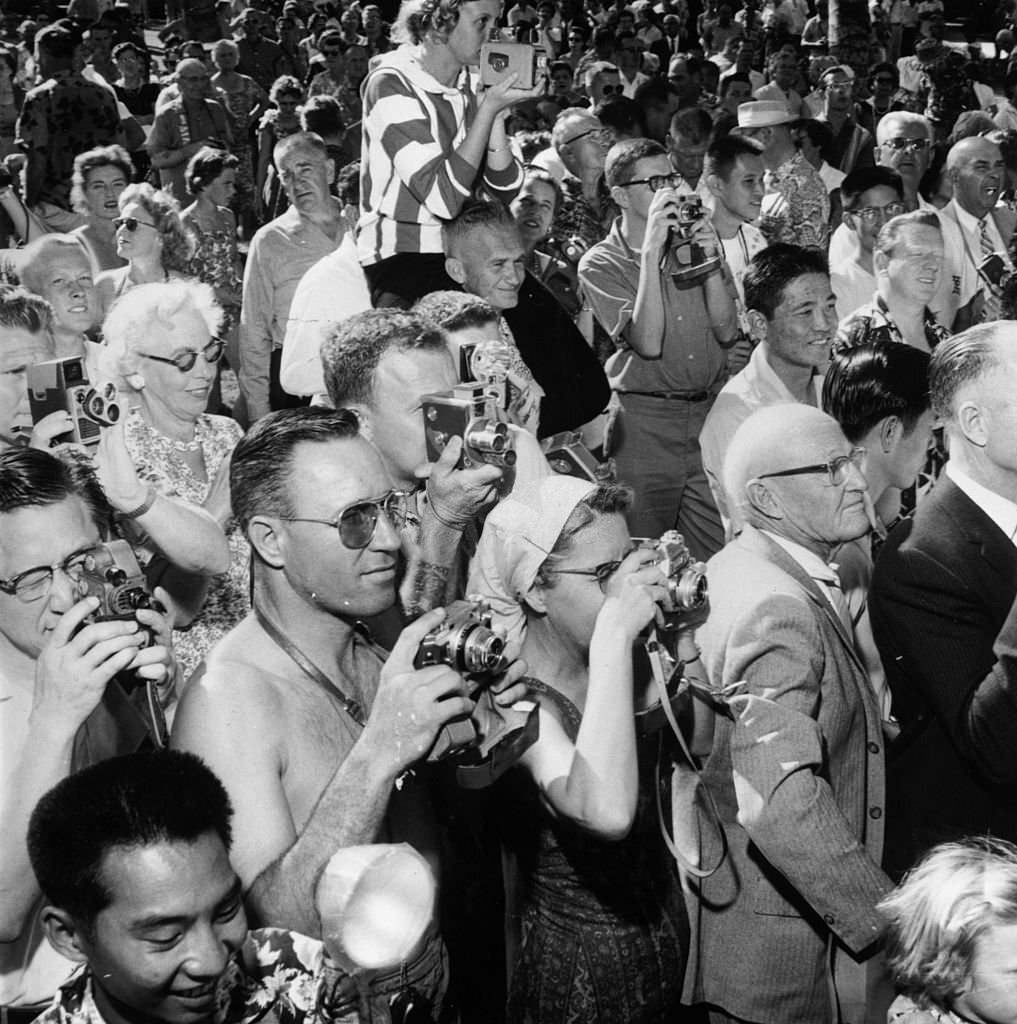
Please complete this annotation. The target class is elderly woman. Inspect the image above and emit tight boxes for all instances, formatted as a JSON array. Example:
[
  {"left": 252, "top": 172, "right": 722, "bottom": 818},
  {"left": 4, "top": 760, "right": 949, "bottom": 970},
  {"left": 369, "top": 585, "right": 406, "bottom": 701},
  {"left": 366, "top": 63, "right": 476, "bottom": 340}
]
[
  {"left": 837, "top": 211, "right": 952, "bottom": 354},
  {"left": 101, "top": 279, "right": 248, "bottom": 682},
  {"left": 469, "top": 476, "right": 691, "bottom": 1023},
  {"left": 880, "top": 837, "right": 1017, "bottom": 1023},
  {"left": 70, "top": 145, "right": 132, "bottom": 273},
  {"left": 95, "top": 183, "right": 195, "bottom": 321}
]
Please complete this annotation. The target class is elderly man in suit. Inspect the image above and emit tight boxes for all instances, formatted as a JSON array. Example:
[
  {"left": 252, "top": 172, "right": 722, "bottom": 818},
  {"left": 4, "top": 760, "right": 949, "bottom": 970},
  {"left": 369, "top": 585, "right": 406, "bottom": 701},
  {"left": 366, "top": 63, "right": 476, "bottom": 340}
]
[
  {"left": 870, "top": 323, "right": 1017, "bottom": 880},
  {"left": 688, "top": 403, "right": 893, "bottom": 1024}
]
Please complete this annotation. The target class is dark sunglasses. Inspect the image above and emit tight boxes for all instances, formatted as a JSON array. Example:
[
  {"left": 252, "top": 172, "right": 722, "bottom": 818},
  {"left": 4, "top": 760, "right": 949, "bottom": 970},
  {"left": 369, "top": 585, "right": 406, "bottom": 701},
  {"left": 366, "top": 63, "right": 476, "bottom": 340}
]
[
  {"left": 113, "top": 216, "right": 157, "bottom": 232},
  {"left": 274, "top": 489, "right": 413, "bottom": 549},
  {"left": 139, "top": 338, "right": 225, "bottom": 372}
]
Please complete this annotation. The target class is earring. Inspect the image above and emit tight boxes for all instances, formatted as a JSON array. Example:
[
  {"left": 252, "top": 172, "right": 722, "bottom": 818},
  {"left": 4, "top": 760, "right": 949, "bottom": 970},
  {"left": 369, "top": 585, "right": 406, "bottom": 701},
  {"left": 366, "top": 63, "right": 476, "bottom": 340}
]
[{"left": 128, "top": 373, "right": 145, "bottom": 389}]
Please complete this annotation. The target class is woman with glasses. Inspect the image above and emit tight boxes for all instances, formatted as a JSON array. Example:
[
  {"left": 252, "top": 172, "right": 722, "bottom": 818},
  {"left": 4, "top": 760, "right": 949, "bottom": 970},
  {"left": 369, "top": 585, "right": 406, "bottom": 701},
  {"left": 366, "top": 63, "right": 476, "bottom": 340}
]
[
  {"left": 101, "top": 280, "right": 248, "bottom": 683},
  {"left": 469, "top": 476, "right": 692, "bottom": 1023},
  {"left": 95, "top": 183, "right": 197, "bottom": 322}
]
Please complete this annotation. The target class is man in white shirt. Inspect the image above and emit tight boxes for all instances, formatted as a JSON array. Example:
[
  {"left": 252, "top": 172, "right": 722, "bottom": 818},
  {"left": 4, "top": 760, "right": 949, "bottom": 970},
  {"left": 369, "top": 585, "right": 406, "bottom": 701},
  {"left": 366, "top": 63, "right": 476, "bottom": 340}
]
[
  {"left": 700, "top": 243, "right": 836, "bottom": 530},
  {"left": 613, "top": 30, "right": 649, "bottom": 97},
  {"left": 753, "top": 50, "right": 805, "bottom": 117}
]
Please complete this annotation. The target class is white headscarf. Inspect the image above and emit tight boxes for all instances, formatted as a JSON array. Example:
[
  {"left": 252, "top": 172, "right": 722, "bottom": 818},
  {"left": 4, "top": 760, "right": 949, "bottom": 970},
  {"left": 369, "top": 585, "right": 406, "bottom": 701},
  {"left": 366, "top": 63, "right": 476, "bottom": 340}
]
[{"left": 468, "top": 476, "right": 597, "bottom": 646}]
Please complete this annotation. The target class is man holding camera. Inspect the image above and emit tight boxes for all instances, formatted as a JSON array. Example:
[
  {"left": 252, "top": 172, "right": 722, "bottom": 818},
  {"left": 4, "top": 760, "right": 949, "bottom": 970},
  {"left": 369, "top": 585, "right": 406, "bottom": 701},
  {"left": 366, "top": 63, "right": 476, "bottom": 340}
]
[
  {"left": 171, "top": 408, "right": 525, "bottom": 1014},
  {"left": 0, "top": 448, "right": 174, "bottom": 1022},
  {"left": 578, "top": 138, "right": 738, "bottom": 558}
]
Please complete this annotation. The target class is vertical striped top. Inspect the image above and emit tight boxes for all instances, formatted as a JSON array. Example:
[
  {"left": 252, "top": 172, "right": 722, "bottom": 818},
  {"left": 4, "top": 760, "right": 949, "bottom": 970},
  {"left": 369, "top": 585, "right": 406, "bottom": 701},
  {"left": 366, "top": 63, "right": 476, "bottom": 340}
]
[{"left": 357, "top": 45, "right": 524, "bottom": 266}]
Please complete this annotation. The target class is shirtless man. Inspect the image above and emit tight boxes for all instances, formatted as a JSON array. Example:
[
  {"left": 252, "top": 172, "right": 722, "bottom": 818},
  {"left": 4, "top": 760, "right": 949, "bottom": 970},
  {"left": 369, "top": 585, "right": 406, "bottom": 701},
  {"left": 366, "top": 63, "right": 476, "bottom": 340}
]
[{"left": 171, "top": 407, "right": 519, "bottom": 1014}]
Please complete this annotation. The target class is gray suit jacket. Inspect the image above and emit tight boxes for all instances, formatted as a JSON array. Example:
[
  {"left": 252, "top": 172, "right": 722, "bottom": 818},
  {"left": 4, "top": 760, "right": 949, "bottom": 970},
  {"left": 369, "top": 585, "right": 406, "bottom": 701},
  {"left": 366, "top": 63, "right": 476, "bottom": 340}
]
[{"left": 687, "top": 525, "right": 893, "bottom": 1024}]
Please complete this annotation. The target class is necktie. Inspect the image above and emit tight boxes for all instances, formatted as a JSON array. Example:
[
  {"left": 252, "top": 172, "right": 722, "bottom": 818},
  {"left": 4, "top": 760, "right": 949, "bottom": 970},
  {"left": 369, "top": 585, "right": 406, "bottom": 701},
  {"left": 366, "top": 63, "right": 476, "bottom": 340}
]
[
  {"left": 979, "top": 217, "right": 1002, "bottom": 322},
  {"left": 817, "top": 568, "right": 854, "bottom": 636}
]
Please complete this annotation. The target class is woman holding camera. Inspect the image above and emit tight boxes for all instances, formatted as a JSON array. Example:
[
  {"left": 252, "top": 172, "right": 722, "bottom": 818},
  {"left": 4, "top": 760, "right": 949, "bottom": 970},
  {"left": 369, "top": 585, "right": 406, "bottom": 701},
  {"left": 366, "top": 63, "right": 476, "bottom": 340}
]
[
  {"left": 101, "top": 279, "right": 248, "bottom": 683},
  {"left": 358, "top": 0, "right": 541, "bottom": 307},
  {"left": 95, "top": 183, "right": 196, "bottom": 322},
  {"left": 469, "top": 476, "right": 692, "bottom": 1023}
]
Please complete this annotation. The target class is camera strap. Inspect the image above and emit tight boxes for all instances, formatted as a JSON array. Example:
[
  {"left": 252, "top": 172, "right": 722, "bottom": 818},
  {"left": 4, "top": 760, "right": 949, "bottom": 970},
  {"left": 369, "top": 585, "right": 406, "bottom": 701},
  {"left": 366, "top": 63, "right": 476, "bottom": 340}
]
[{"left": 253, "top": 605, "right": 366, "bottom": 726}]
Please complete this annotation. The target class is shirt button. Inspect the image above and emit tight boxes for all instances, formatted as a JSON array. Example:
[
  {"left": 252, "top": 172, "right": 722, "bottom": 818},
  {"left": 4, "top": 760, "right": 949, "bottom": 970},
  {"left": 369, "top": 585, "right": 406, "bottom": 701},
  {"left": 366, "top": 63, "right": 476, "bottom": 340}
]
[
  {"left": 869, "top": 807, "right": 882, "bottom": 819},
  {"left": 824, "top": 913, "right": 835, "bottom": 925},
  {"left": 868, "top": 742, "right": 880, "bottom": 754}
]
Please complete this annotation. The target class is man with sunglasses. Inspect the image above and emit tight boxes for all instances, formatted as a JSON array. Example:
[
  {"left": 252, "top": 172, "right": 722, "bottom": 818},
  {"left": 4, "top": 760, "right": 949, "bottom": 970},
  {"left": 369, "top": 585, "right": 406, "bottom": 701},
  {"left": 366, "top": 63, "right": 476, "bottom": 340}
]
[
  {"left": 0, "top": 447, "right": 174, "bottom": 1023},
  {"left": 579, "top": 138, "right": 737, "bottom": 557},
  {"left": 689, "top": 403, "right": 893, "bottom": 1024},
  {"left": 172, "top": 407, "right": 524, "bottom": 1014}
]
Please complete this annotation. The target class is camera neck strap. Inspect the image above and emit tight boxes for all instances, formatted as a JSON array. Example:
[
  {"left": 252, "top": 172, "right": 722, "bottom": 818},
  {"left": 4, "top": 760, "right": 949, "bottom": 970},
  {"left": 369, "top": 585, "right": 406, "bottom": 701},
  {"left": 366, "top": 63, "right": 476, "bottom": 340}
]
[{"left": 253, "top": 604, "right": 366, "bottom": 726}]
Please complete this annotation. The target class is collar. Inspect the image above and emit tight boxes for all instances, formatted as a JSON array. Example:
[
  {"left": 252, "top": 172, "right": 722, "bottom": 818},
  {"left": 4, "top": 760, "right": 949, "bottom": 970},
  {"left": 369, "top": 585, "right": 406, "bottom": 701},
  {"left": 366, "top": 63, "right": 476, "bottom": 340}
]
[
  {"left": 755, "top": 342, "right": 824, "bottom": 403},
  {"left": 760, "top": 529, "right": 840, "bottom": 584},
  {"left": 371, "top": 44, "right": 470, "bottom": 97},
  {"left": 948, "top": 197, "right": 995, "bottom": 236},
  {"left": 946, "top": 462, "right": 1017, "bottom": 545}
]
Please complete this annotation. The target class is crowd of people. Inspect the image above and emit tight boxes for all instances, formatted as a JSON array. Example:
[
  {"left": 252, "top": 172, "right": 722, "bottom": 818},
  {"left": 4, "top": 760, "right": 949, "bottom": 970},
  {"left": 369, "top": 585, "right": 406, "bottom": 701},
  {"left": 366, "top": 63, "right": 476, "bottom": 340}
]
[{"left": 6, "top": 0, "right": 1017, "bottom": 1021}]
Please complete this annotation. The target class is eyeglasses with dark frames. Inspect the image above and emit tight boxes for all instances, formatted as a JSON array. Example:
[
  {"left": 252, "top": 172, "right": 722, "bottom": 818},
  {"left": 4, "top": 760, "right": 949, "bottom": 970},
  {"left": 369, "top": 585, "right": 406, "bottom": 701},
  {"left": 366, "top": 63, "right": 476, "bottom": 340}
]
[
  {"left": 273, "top": 489, "right": 414, "bottom": 550},
  {"left": 113, "top": 216, "right": 158, "bottom": 232},
  {"left": 618, "top": 172, "right": 683, "bottom": 191},
  {"left": 0, "top": 547, "right": 93, "bottom": 603},
  {"left": 757, "top": 447, "right": 867, "bottom": 487},
  {"left": 882, "top": 136, "right": 932, "bottom": 153},
  {"left": 139, "top": 338, "right": 226, "bottom": 373},
  {"left": 849, "top": 201, "right": 906, "bottom": 223}
]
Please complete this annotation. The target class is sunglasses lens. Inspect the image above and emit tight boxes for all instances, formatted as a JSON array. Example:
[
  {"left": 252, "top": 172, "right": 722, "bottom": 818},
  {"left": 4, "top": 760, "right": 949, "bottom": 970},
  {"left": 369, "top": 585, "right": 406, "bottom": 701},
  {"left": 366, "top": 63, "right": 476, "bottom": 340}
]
[{"left": 339, "top": 502, "right": 379, "bottom": 548}]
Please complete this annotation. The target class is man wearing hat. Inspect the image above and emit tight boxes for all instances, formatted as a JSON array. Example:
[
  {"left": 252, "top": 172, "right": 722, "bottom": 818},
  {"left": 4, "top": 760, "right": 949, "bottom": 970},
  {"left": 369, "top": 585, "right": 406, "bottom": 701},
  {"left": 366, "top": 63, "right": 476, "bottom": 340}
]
[
  {"left": 738, "top": 99, "right": 830, "bottom": 250},
  {"left": 815, "top": 64, "right": 875, "bottom": 174}
]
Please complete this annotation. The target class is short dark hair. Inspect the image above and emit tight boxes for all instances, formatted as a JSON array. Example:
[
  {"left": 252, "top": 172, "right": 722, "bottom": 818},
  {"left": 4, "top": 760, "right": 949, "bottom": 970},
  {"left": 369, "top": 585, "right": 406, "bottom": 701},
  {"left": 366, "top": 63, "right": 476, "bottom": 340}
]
[
  {"left": 840, "top": 165, "right": 904, "bottom": 211},
  {"left": 318, "top": 28, "right": 343, "bottom": 48},
  {"left": 594, "top": 95, "right": 648, "bottom": 140},
  {"left": 704, "top": 132, "right": 763, "bottom": 180},
  {"left": 414, "top": 290, "right": 499, "bottom": 332},
  {"left": 230, "top": 407, "right": 360, "bottom": 531},
  {"left": 322, "top": 309, "right": 448, "bottom": 409},
  {"left": 633, "top": 76, "right": 678, "bottom": 110},
  {"left": 793, "top": 117, "right": 834, "bottom": 153},
  {"left": 719, "top": 71, "right": 751, "bottom": 96},
  {"left": 185, "top": 146, "right": 239, "bottom": 195},
  {"left": 36, "top": 22, "right": 80, "bottom": 61},
  {"left": 300, "top": 94, "right": 345, "bottom": 136},
  {"left": 929, "top": 324, "right": 1004, "bottom": 421},
  {"left": 71, "top": 145, "right": 133, "bottom": 215},
  {"left": 335, "top": 160, "right": 360, "bottom": 207},
  {"left": 823, "top": 341, "right": 932, "bottom": 443},
  {"left": 670, "top": 105, "right": 712, "bottom": 144},
  {"left": 441, "top": 199, "right": 518, "bottom": 257},
  {"left": 0, "top": 448, "right": 110, "bottom": 530},
  {"left": 604, "top": 137, "right": 665, "bottom": 187},
  {"left": 743, "top": 244, "right": 830, "bottom": 320},
  {"left": 869, "top": 60, "right": 899, "bottom": 86},
  {"left": 27, "top": 750, "right": 233, "bottom": 930}
]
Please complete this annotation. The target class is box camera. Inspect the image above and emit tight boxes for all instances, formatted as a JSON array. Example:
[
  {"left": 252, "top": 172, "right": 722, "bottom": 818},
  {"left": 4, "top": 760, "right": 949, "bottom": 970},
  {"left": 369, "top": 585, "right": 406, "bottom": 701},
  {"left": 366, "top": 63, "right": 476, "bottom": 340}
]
[
  {"left": 633, "top": 530, "right": 708, "bottom": 616},
  {"left": 541, "top": 431, "right": 615, "bottom": 483},
  {"left": 28, "top": 357, "right": 121, "bottom": 448},
  {"left": 979, "top": 252, "right": 1016, "bottom": 292},
  {"left": 661, "top": 195, "right": 723, "bottom": 285},
  {"left": 479, "top": 41, "right": 548, "bottom": 88},
  {"left": 422, "top": 383, "right": 517, "bottom": 471},
  {"left": 414, "top": 600, "right": 539, "bottom": 788}
]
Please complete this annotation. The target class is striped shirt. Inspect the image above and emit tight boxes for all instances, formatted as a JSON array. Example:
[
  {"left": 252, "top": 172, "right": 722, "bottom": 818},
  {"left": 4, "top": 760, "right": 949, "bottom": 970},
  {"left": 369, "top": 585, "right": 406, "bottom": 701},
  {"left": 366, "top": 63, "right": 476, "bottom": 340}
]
[{"left": 357, "top": 45, "right": 523, "bottom": 266}]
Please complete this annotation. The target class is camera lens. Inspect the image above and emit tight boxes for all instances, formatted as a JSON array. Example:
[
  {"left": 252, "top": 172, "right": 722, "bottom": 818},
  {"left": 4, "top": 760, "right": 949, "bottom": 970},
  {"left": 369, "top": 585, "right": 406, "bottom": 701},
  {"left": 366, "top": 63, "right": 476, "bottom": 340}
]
[
  {"left": 457, "top": 624, "right": 506, "bottom": 674},
  {"left": 672, "top": 569, "right": 708, "bottom": 610}
]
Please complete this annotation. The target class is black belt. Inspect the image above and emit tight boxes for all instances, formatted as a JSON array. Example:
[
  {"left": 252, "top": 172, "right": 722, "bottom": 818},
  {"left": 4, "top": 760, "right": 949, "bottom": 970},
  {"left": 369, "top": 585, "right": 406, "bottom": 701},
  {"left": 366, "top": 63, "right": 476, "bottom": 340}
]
[
  {"left": 1, "top": 1005, "right": 49, "bottom": 1024},
  {"left": 620, "top": 389, "right": 716, "bottom": 402}
]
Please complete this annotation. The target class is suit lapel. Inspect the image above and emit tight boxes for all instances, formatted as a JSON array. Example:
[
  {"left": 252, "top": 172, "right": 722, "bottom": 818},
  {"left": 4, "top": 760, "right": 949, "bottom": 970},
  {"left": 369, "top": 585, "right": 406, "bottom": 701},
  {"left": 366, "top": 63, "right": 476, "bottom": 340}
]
[{"left": 739, "top": 526, "right": 868, "bottom": 677}]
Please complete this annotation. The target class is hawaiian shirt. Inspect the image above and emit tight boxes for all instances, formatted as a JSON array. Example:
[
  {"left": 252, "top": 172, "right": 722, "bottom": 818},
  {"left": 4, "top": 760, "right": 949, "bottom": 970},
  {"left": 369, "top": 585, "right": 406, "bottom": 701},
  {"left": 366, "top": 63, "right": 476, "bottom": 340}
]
[
  {"left": 32, "top": 929, "right": 359, "bottom": 1024},
  {"left": 758, "top": 151, "right": 830, "bottom": 251},
  {"left": 549, "top": 176, "right": 615, "bottom": 257},
  {"left": 919, "top": 49, "right": 975, "bottom": 127},
  {"left": 15, "top": 70, "right": 122, "bottom": 209}
]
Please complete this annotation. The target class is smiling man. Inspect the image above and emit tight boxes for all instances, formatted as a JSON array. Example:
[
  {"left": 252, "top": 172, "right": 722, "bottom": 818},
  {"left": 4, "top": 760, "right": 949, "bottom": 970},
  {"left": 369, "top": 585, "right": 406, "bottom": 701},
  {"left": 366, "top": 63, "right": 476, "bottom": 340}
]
[
  {"left": 700, "top": 244, "right": 838, "bottom": 531},
  {"left": 939, "top": 135, "right": 1016, "bottom": 324},
  {"left": 27, "top": 749, "right": 348, "bottom": 1024},
  {"left": 691, "top": 403, "right": 893, "bottom": 1024}
]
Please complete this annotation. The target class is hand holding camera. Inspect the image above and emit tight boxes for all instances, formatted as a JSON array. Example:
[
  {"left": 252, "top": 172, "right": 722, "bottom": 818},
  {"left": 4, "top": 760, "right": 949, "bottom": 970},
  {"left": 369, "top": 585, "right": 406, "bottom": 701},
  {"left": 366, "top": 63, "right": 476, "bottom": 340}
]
[
  {"left": 599, "top": 549, "right": 670, "bottom": 640},
  {"left": 422, "top": 435, "right": 503, "bottom": 529},
  {"left": 644, "top": 186, "right": 685, "bottom": 258}
]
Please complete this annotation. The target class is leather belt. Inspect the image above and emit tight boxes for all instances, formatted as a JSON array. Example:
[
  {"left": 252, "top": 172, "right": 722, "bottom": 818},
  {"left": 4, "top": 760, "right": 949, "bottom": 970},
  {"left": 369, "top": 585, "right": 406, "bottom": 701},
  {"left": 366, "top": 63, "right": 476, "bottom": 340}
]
[
  {"left": 620, "top": 390, "right": 715, "bottom": 402},
  {"left": 2, "top": 1005, "right": 49, "bottom": 1024}
]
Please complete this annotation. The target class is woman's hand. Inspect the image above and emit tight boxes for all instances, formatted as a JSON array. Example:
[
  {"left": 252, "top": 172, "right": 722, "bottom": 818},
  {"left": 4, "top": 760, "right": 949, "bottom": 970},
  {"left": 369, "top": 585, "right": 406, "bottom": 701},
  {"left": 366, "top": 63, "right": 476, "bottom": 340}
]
[
  {"left": 93, "top": 416, "right": 148, "bottom": 514},
  {"left": 477, "top": 71, "right": 547, "bottom": 116},
  {"left": 28, "top": 410, "right": 74, "bottom": 450},
  {"left": 599, "top": 549, "right": 668, "bottom": 640}
]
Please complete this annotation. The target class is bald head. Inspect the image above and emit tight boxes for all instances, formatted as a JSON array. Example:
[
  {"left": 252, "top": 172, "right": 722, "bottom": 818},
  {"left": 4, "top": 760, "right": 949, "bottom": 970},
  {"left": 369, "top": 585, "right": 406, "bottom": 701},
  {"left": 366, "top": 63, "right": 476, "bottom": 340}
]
[
  {"left": 723, "top": 404, "right": 870, "bottom": 552},
  {"left": 947, "top": 136, "right": 1005, "bottom": 219}
]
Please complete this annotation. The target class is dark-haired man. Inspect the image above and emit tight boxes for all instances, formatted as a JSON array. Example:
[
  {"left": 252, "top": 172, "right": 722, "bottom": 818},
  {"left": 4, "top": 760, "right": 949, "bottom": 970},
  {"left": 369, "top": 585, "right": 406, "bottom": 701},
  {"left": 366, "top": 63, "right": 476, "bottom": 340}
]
[
  {"left": 27, "top": 749, "right": 356, "bottom": 1024},
  {"left": 172, "top": 408, "right": 522, "bottom": 1013},
  {"left": 0, "top": 449, "right": 173, "bottom": 1018},
  {"left": 579, "top": 138, "right": 738, "bottom": 555},
  {"left": 871, "top": 323, "right": 1017, "bottom": 877},
  {"left": 700, "top": 243, "right": 837, "bottom": 530}
]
